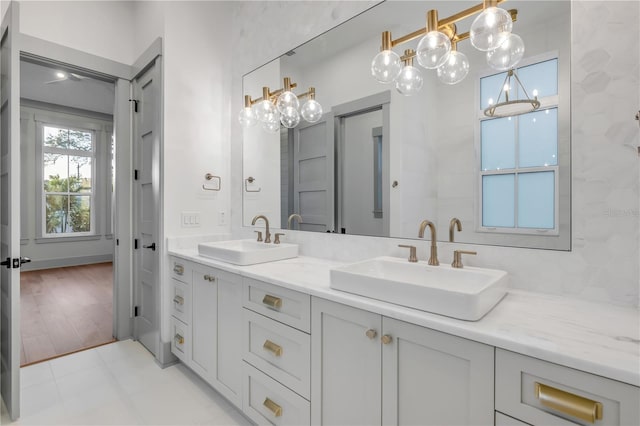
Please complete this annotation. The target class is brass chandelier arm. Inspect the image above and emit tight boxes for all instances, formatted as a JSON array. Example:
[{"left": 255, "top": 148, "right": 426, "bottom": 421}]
[{"left": 388, "top": 0, "right": 508, "bottom": 50}]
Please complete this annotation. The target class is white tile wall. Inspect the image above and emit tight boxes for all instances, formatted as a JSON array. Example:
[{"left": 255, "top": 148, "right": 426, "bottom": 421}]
[{"left": 230, "top": 1, "right": 640, "bottom": 307}]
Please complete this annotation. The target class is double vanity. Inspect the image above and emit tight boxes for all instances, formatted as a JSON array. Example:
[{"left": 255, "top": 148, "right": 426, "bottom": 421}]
[{"left": 167, "top": 233, "right": 639, "bottom": 426}]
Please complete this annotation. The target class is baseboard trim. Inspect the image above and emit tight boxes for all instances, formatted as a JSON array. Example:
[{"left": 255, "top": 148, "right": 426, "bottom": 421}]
[
  {"left": 156, "top": 340, "right": 178, "bottom": 368},
  {"left": 21, "top": 254, "right": 113, "bottom": 271}
]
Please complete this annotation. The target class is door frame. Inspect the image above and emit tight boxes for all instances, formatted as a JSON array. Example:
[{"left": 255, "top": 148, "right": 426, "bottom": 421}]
[
  {"left": 332, "top": 91, "right": 391, "bottom": 236},
  {"left": 18, "top": 34, "right": 136, "bottom": 341}
]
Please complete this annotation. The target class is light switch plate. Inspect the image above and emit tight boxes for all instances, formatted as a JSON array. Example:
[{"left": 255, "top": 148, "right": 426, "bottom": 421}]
[{"left": 181, "top": 211, "right": 201, "bottom": 228}]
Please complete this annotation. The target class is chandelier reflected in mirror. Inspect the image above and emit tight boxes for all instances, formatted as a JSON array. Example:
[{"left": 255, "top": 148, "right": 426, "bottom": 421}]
[
  {"left": 371, "top": 0, "right": 527, "bottom": 94},
  {"left": 239, "top": 77, "right": 323, "bottom": 133}
]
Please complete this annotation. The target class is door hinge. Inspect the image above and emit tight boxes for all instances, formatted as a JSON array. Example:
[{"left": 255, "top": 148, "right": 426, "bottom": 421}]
[
  {"left": 134, "top": 238, "right": 139, "bottom": 249},
  {"left": 134, "top": 169, "right": 139, "bottom": 180},
  {"left": 134, "top": 306, "right": 139, "bottom": 317},
  {"left": 1, "top": 258, "right": 23, "bottom": 269},
  {"left": 129, "top": 99, "right": 139, "bottom": 113}
]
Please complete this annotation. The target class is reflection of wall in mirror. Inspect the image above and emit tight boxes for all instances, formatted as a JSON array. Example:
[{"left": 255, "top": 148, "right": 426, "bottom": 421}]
[{"left": 242, "top": 60, "right": 281, "bottom": 226}]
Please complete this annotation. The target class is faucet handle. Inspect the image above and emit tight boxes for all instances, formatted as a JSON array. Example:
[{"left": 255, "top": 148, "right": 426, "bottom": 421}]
[
  {"left": 274, "top": 233, "right": 285, "bottom": 244},
  {"left": 398, "top": 245, "right": 418, "bottom": 263},
  {"left": 254, "top": 230, "right": 263, "bottom": 242},
  {"left": 451, "top": 250, "right": 477, "bottom": 269}
]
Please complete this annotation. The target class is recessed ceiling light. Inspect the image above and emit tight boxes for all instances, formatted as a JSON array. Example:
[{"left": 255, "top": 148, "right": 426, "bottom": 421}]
[{"left": 56, "top": 72, "right": 66, "bottom": 79}]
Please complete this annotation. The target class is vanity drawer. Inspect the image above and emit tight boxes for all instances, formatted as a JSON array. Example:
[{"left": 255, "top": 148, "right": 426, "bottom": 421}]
[
  {"left": 243, "top": 278, "right": 310, "bottom": 333},
  {"left": 243, "top": 309, "right": 310, "bottom": 399},
  {"left": 243, "top": 361, "right": 310, "bottom": 426},
  {"left": 170, "top": 257, "right": 191, "bottom": 283},
  {"left": 170, "top": 317, "right": 190, "bottom": 363},
  {"left": 496, "top": 349, "right": 640, "bottom": 425},
  {"left": 170, "top": 278, "right": 190, "bottom": 324}
]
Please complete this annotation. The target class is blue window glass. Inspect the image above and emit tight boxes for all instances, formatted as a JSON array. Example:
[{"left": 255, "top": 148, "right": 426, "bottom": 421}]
[
  {"left": 480, "top": 71, "right": 507, "bottom": 109},
  {"left": 481, "top": 117, "right": 515, "bottom": 171},
  {"left": 482, "top": 174, "right": 515, "bottom": 228},
  {"left": 519, "top": 108, "right": 558, "bottom": 168},
  {"left": 518, "top": 172, "right": 555, "bottom": 229},
  {"left": 517, "top": 59, "right": 558, "bottom": 99}
]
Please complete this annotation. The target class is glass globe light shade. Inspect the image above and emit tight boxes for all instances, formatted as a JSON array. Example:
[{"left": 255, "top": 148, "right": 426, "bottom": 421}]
[
  {"left": 436, "top": 51, "right": 470, "bottom": 85},
  {"left": 262, "top": 119, "right": 280, "bottom": 133},
  {"left": 300, "top": 99, "right": 323, "bottom": 123},
  {"left": 371, "top": 50, "right": 403, "bottom": 84},
  {"left": 280, "top": 107, "right": 301, "bottom": 128},
  {"left": 416, "top": 31, "right": 452, "bottom": 69},
  {"left": 395, "top": 65, "right": 423, "bottom": 96},
  {"left": 254, "top": 99, "right": 278, "bottom": 123},
  {"left": 486, "top": 34, "right": 525, "bottom": 71},
  {"left": 276, "top": 91, "right": 300, "bottom": 114},
  {"left": 238, "top": 106, "right": 257, "bottom": 128},
  {"left": 470, "top": 7, "right": 513, "bottom": 51}
]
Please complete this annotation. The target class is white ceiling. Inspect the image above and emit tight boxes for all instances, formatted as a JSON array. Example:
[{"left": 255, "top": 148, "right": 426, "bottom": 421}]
[{"left": 21, "top": 60, "right": 115, "bottom": 115}]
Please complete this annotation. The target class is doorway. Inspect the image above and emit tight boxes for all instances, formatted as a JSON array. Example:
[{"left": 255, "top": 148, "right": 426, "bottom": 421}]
[{"left": 19, "top": 58, "right": 117, "bottom": 364}]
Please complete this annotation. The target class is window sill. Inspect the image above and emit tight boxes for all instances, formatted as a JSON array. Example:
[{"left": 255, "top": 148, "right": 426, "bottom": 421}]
[{"left": 35, "top": 235, "right": 103, "bottom": 244}]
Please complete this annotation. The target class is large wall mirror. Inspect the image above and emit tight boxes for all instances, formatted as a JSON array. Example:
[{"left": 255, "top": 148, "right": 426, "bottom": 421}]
[{"left": 242, "top": 0, "right": 571, "bottom": 250}]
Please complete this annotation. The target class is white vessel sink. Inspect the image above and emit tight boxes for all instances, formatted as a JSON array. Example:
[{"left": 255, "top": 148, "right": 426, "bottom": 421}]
[
  {"left": 198, "top": 239, "right": 298, "bottom": 266},
  {"left": 330, "top": 256, "right": 507, "bottom": 321}
]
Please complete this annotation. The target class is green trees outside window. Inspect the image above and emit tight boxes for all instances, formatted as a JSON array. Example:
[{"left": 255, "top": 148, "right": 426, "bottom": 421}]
[{"left": 43, "top": 126, "right": 94, "bottom": 235}]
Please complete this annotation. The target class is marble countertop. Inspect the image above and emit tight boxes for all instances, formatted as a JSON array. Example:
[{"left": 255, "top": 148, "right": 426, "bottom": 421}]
[{"left": 169, "top": 248, "right": 640, "bottom": 387}]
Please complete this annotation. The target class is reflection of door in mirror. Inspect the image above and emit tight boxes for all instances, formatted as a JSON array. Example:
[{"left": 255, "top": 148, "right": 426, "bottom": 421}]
[
  {"left": 289, "top": 113, "right": 335, "bottom": 232},
  {"left": 339, "top": 109, "right": 386, "bottom": 237}
]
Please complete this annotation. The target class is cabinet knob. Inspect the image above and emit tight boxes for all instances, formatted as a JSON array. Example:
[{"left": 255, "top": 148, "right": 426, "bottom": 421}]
[
  {"left": 263, "top": 340, "right": 283, "bottom": 357},
  {"left": 174, "top": 333, "right": 184, "bottom": 345},
  {"left": 263, "top": 397, "right": 283, "bottom": 417},
  {"left": 262, "top": 294, "right": 282, "bottom": 309},
  {"left": 381, "top": 334, "right": 393, "bottom": 345},
  {"left": 173, "top": 295, "right": 184, "bottom": 305},
  {"left": 365, "top": 329, "right": 378, "bottom": 340},
  {"left": 203, "top": 274, "right": 216, "bottom": 282},
  {"left": 173, "top": 264, "right": 184, "bottom": 275}
]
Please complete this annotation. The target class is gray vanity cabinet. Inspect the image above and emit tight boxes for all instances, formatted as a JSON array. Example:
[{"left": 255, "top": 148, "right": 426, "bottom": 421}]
[{"left": 311, "top": 297, "right": 494, "bottom": 425}]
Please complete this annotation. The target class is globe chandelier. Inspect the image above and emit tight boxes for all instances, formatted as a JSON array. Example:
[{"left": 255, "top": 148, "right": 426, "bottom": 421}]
[
  {"left": 371, "top": 0, "right": 525, "bottom": 92},
  {"left": 239, "top": 77, "right": 323, "bottom": 133}
]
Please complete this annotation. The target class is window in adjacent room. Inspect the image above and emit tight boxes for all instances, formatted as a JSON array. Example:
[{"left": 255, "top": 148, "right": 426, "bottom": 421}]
[{"left": 42, "top": 125, "right": 95, "bottom": 236}]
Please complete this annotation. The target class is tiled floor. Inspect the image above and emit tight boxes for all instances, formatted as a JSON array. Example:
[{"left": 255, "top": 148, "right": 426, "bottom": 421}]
[
  {"left": 1, "top": 340, "right": 251, "bottom": 425},
  {"left": 21, "top": 263, "right": 115, "bottom": 365}
]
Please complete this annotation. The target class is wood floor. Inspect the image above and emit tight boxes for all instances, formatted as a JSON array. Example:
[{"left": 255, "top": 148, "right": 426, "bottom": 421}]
[{"left": 20, "top": 262, "right": 114, "bottom": 366}]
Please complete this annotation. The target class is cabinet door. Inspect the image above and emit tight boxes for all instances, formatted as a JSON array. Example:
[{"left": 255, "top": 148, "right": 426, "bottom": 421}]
[
  {"left": 191, "top": 266, "right": 218, "bottom": 380},
  {"left": 382, "top": 317, "right": 494, "bottom": 426},
  {"left": 213, "top": 274, "right": 243, "bottom": 406},
  {"left": 311, "top": 297, "right": 382, "bottom": 426}
]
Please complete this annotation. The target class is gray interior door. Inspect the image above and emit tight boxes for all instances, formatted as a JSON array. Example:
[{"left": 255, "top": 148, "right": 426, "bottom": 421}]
[
  {"left": 0, "top": 2, "right": 21, "bottom": 420},
  {"left": 293, "top": 112, "right": 334, "bottom": 233},
  {"left": 132, "top": 58, "right": 161, "bottom": 357}
]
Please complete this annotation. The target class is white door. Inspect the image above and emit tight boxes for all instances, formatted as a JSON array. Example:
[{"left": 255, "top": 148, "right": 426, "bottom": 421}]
[
  {"left": 132, "top": 58, "right": 161, "bottom": 357},
  {"left": 311, "top": 297, "right": 382, "bottom": 425},
  {"left": 293, "top": 113, "right": 334, "bottom": 232},
  {"left": 381, "top": 317, "right": 494, "bottom": 425},
  {"left": 0, "top": 3, "right": 21, "bottom": 420}
]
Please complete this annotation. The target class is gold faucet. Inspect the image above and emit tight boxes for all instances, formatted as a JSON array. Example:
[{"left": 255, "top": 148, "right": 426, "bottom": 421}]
[
  {"left": 251, "top": 215, "right": 271, "bottom": 243},
  {"left": 418, "top": 220, "right": 439, "bottom": 265},
  {"left": 287, "top": 213, "right": 303, "bottom": 230},
  {"left": 449, "top": 218, "right": 462, "bottom": 242}
]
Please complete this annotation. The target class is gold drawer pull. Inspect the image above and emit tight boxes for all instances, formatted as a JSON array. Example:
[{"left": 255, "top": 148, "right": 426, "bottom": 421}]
[
  {"left": 263, "top": 340, "right": 283, "bottom": 357},
  {"left": 262, "top": 294, "right": 282, "bottom": 309},
  {"left": 173, "top": 295, "right": 184, "bottom": 305},
  {"left": 263, "top": 397, "right": 282, "bottom": 417},
  {"left": 174, "top": 333, "right": 184, "bottom": 345},
  {"left": 203, "top": 274, "right": 216, "bottom": 282},
  {"left": 534, "top": 382, "right": 603, "bottom": 423},
  {"left": 173, "top": 264, "right": 184, "bottom": 275}
]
